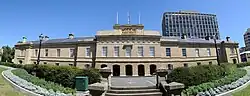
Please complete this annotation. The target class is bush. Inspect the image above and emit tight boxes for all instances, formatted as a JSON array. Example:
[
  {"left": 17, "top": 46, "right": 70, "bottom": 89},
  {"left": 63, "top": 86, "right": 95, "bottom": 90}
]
[
  {"left": 183, "top": 68, "right": 247, "bottom": 95},
  {"left": 236, "top": 62, "right": 250, "bottom": 68},
  {"left": 30, "top": 65, "right": 101, "bottom": 88},
  {"left": 12, "top": 68, "right": 76, "bottom": 94},
  {"left": 167, "top": 64, "right": 237, "bottom": 87},
  {"left": 0, "top": 62, "right": 101, "bottom": 88}
]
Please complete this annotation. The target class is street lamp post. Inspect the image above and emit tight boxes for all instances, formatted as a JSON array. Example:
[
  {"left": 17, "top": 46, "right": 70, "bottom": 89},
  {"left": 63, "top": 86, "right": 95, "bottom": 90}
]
[
  {"left": 37, "top": 34, "right": 44, "bottom": 65},
  {"left": 213, "top": 35, "right": 220, "bottom": 65}
]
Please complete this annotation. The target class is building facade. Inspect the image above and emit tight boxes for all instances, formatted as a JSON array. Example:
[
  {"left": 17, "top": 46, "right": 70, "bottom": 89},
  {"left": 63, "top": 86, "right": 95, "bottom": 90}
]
[
  {"left": 162, "top": 11, "right": 220, "bottom": 39},
  {"left": 14, "top": 24, "right": 240, "bottom": 76},
  {"left": 244, "top": 28, "right": 250, "bottom": 51}
]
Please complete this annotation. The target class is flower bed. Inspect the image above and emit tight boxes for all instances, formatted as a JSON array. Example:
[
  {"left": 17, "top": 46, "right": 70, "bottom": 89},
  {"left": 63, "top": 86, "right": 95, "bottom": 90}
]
[
  {"left": 183, "top": 67, "right": 250, "bottom": 96},
  {"left": 3, "top": 68, "right": 74, "bottom": 96}
]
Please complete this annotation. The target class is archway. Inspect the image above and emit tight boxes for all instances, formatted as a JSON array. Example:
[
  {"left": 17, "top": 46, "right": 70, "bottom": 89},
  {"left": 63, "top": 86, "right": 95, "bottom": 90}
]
[
  {"left": 126, "top": 65, "right": 133, "bottom": 76},
  {"left": 233, "top": 59, "right": 237, "bottom": 64},
  {"left": 150, "top": 64, "right": 156, "bottom": 75},
  {"left": 138, "top": 65, "right": 145, "bottom": 76},
  {"left": 113, "top": 65, "right": 120, "bottom": 76},
  {"left": 101, "top": 64, "right": 107, "bottom": 68}
]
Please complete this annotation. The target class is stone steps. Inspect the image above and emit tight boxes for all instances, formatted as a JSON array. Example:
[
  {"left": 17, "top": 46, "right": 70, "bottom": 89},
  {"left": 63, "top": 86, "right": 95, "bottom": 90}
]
[
  {"left": 105, "top": 86, "right": 162, "bottom": 96},
  {"left": 105, "top": 92, "right": 163, "bottom": 96},
  {"left": 107, "top": 89, "right": 160, "bottom": 93}
]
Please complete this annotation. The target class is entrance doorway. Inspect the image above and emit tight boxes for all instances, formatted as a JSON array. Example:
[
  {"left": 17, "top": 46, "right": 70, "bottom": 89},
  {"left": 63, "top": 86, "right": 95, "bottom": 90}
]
[
  {"left": 233, "top": 59, "right": 237, "bottom": 64},
  {"left": 138, "top": 65, "right": 145, "bottom": 76},
  {"left": 126, "top": 65, "right": 133, "bottom": 76},
  {"left": 150, "top": 64, "right": 156, "bottom": 75},
  {"left": 113, "top": 65, "right": 120, "bottom": 76}
]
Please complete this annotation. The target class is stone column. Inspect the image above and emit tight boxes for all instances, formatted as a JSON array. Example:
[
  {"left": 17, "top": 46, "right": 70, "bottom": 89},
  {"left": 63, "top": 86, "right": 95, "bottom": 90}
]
[
  {"left": 156, "top": 67, "right": 168, "bottom": 88},
  {"left": 133, "top": 64, "right": 138, "bottom": 76},
  {"left": 120, "top": 64, "right": 126, "bottom": 76},
  {"left": 145, "top": 64, "right": 151, "bottom": 76},
  {"left": 99, "top": 67, "right": 112, "bottom": 90}
]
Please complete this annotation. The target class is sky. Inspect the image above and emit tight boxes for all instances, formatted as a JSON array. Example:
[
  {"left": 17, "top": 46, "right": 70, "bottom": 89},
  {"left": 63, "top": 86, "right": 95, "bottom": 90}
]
[{"left": 0, "top": 0, "right": 250, "bottom": 47}]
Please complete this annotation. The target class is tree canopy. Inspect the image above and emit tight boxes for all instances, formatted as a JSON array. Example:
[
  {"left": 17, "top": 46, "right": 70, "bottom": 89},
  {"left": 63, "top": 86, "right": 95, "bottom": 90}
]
[{"left": 1, "top": 46, "right": 15, "bottom": 63}]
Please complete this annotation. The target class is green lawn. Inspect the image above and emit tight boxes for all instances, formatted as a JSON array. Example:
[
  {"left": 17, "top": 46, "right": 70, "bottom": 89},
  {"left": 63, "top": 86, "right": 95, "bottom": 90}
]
[
  {"left": 233, "top": 84, "right": 250, "bottom": 96},
  {"left": 0, "top": 67, "right": 25, "bottom": 96}
]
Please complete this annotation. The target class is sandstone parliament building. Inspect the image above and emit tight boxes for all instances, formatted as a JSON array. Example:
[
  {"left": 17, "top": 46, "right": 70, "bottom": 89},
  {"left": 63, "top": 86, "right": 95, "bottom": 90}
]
[{"left": 14, "top": 24, "right": 241, "bottom": 76}]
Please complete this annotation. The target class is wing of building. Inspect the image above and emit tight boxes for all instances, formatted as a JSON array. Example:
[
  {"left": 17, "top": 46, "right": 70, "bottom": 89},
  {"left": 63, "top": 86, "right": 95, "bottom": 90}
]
[{"left": 14, "top": 24, "right": 240, "bottom": 76}]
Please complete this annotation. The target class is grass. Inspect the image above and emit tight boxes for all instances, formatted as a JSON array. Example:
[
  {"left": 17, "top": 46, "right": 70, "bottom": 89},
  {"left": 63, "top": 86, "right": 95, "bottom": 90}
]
[
  {"left": 0, "top": 67, "right": 25, "bottom": 96},
  {"left": 233, "top": 84, "right": 250, "bottom": 96},
  {"left": 233, "top": 68, "right": 250, "bottom": 96}
]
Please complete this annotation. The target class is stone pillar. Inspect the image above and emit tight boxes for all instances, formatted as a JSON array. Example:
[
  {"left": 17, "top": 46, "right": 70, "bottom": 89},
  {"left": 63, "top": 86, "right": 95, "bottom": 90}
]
[
  {"left": 24, "top": 49, "right": 32, "bottom": 64},
  {"left": 165, "top": 82, "right": 185, "bottom": 96},
  {"left": 120, "top": 64, "right": 126, "bottom": 76},
  {"left": 99, "top": 67, "right": 112, "bottom": 90},
  {"left": 156, "top": 68, "right": 168, "bottom": 88},
  {"left": 145, "top": 64, "right": 151, "bottom": 76},
  {"left": 133, "top": 64, "right": 138, "bottom": 76}
]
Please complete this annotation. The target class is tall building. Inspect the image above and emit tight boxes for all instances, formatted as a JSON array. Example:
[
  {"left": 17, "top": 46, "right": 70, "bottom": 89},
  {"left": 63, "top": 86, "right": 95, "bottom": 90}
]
[
  {"left": 162, "top": 11, "right": 220, "bottom": 39},
  {"left": 14, "top": 23, "right": 240, "bottom": 77},
  {"left": 244, "top": 28, "right": 250, "bottom": 51}
]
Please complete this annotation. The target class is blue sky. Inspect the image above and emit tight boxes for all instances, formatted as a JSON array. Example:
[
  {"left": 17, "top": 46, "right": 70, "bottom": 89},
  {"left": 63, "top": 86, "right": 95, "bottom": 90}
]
[{"left": 0, "top": 0, "right": 249, "bottom": 47}]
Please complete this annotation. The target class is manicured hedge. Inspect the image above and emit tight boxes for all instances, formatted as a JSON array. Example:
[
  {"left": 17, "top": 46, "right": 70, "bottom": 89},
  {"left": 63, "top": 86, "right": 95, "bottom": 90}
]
[
  {"left": 12, "top": 69, "right": 75, "bottom": 94},
  {"left": 183, "top": 68, "right": 247, "bottom": 95},
  {"left": 167, "top": 64, "right": 237, "bottom": 87},
  {"left": 236, "top": 62, "right": 250, "bottom": 68},
  {"left": 0, "top": 62, "right": 101, "bottom": 88}
]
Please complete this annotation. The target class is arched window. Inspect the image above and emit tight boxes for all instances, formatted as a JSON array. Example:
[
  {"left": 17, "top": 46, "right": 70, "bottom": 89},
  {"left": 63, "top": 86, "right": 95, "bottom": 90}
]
[
  {"left": 150, "top": 64, "right": 156, "bottom": 75},
  {"left": 168, "top": 64, "right": 173, "bottom": 70},
  {"left": 101, "top": 64, "right": 107, "bottom": 68}
]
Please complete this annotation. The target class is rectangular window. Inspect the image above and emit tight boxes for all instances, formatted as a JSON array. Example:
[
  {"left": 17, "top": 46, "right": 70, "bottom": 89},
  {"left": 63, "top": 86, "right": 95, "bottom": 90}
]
[
  {"left": 70, "top": 49, "right": 75, "bottom": 57},
  {"left": 149, "top": 47, "right": 155, "bottom": 57},
  {"left": 230, "top": 47, "right": 235, "bottom": 54},
  {"left": 207, "top": 48, "right": 211, "bottom": 56},
  {"left": 21, "top": 50, "right": 24, "bottom": 56},
  {"left": 217, "top": 49, "right": 221, "bottom": 56},
  {"left": 125, "top": 46, "right": 132, "bottom": 57},
  {"left": 45, "top": 49, "right": 48, "bottom": 57},
  {"left": 182, "top": 48, "right": 187, "bottom": 56},
  {"left": 102, "top": 47, "right": 107, "bottom": 57},
  {"left": 114, "top": 46, "right": 119, "bottom": 57},
  {"left": 57, "top": 49, "right": 61, "bottom": 57},
  {"left": 35, "top": 49, "right": 38, "bottom": 57},
  {"left": 166, "top": 48, "right": 171, "bottom": 56},
  {"left": 86, "top": 48, "right": 90, "bottom": 57},
  {"left": 184, "top": 63, "right": 188, "bottom": 68},
  {"left": 195, "top": 49, "right": 200, "bottom": 57},
  {"left": 138, "top": 46, "right": 144, "bottom": 57}
]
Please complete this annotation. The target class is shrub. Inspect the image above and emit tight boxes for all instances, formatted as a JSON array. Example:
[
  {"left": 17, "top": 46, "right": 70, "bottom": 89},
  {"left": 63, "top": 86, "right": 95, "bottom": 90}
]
[
  {"left": 167, "top": 64, "right": 237, "bottom": 87},
  {"left": 183, "top": 68, "right": 247, "bottom": 95},
  {"left": 236, "top": 62, "right": 250, "bottom": 68},
  {"left": 12, "top": 68, "right": 76, "bottom": 94},
  {"left": 23, "top": 64, "right": 101, "bottom": 88},
  {"left": 0, "top": 62, "right": 101, "bottom": 88}
]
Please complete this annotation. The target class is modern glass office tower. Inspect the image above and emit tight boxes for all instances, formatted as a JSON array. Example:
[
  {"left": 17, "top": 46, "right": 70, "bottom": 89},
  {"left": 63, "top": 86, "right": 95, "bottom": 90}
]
[{"left": 162, "top": 11, "right": 220, "bottom": 39}]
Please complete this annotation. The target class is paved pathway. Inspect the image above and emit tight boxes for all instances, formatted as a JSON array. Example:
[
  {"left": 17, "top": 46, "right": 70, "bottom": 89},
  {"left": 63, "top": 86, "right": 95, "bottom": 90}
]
[{"left": 111, "top": 76, "right": 157, "bottom": 88}]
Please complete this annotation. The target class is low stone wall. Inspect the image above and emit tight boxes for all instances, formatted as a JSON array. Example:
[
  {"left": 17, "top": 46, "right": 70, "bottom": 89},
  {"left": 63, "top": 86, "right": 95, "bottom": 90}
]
[{"left": 0, "top": 65, "right": 73, "bottom": 96}]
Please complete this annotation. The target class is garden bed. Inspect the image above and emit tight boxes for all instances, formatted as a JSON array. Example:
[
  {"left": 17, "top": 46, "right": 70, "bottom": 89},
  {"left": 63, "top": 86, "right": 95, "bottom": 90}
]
[
  {"left": 182, "top": 67, "right": 250, "bottom": 96},
  {"left": 2, "top": 68, "right": 75, "bottom": 96}
]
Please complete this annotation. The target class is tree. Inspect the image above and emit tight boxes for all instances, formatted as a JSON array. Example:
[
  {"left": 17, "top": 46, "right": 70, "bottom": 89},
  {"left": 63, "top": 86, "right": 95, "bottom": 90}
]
[{"left": 1, "top": 46, "right": 15, "bottom": 63}]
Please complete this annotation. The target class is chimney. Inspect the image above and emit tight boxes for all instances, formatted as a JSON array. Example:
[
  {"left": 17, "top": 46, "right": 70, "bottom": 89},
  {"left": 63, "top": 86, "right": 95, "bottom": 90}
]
[
  {"left": 226, "top": 36, "right": 230, "bottom": 42},
  {"left": 44, "top": 36, "right": 49, "bottom": 41},
  {"left": 69, "top": 33, "right": 74, "bottom": 39},
  {"left": 22, "top": 36, "right": 27, "bottom": 43}
]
